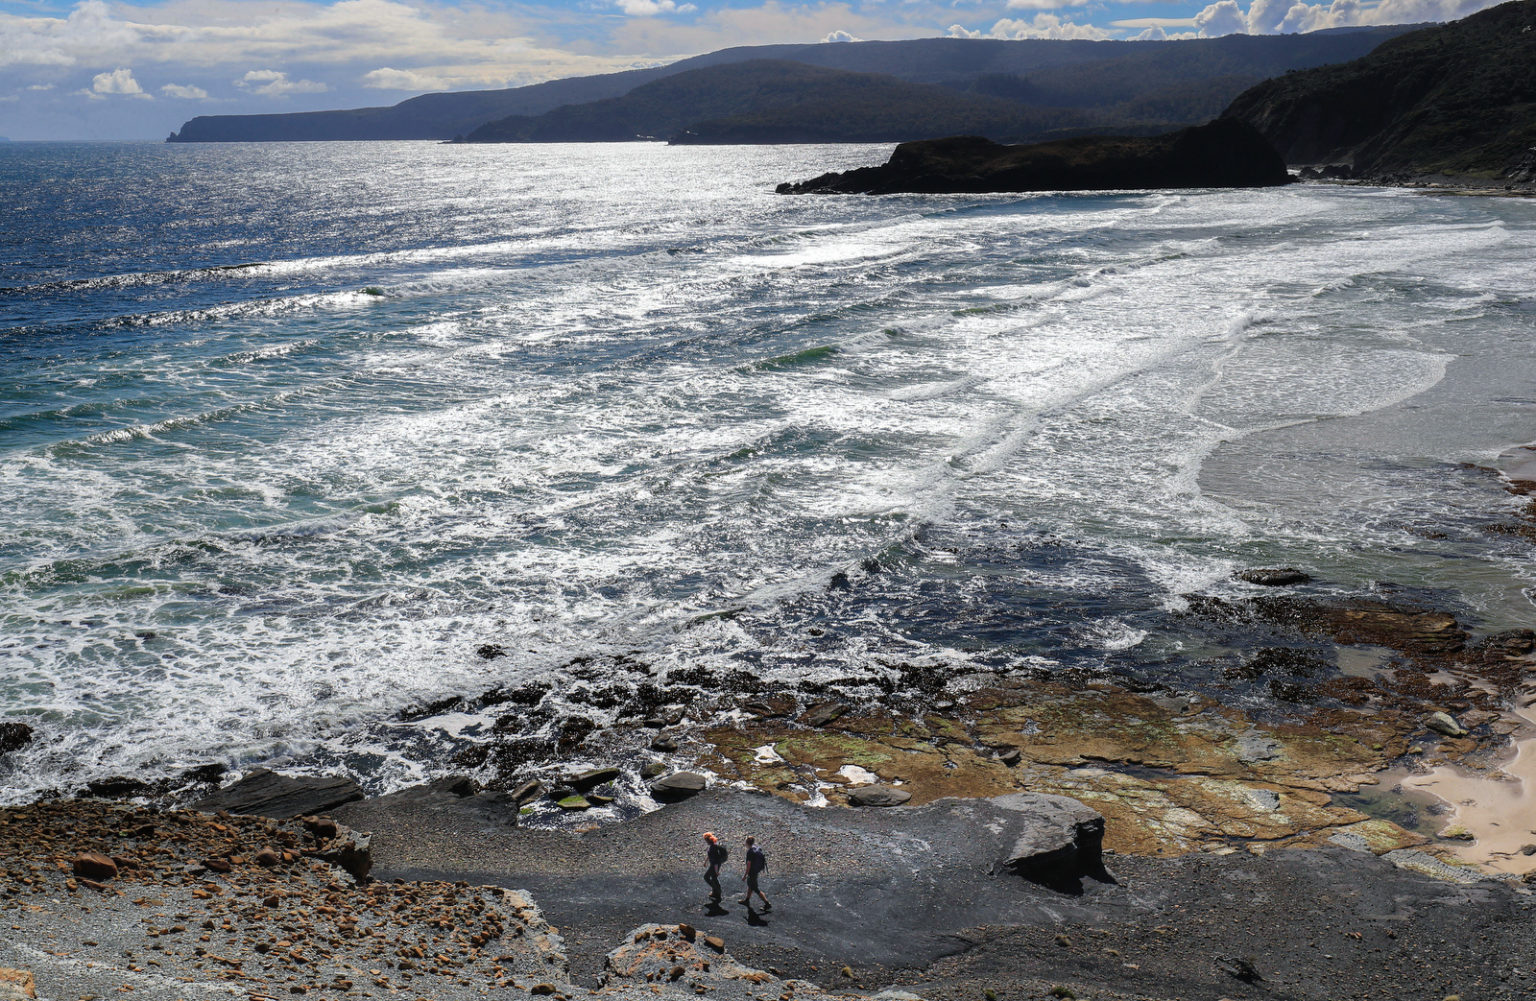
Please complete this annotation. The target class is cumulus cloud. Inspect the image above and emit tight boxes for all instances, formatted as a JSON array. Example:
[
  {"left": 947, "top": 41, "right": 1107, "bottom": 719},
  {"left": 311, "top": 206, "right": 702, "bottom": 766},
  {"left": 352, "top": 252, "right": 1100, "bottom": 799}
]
[
  {"left": 1134, "top": 24, "right": 1169, "bottom": 39},
  {"left": 987, "top": 14, "right": 1112, "bottom": 39},
  {"left": 236, "top": 69, "right": 328, "bottom": 97},
  {"left": 1192, "top": 0, "right": 1504, "bottom": 36},
  {"left": 160, "top": 82, "right": 207, "bottom": 99},
  {"left": 362, "top": 66, "right": 450, "bottom": 90},
  {"left": 822, "top": 29, "right": 859, "bottom": 42},
  {"left": 614, "top": 0, "right": 697, "bottom": 15},
  {"left": 91, "top": 66, "right": 149, "bottom": 97}
]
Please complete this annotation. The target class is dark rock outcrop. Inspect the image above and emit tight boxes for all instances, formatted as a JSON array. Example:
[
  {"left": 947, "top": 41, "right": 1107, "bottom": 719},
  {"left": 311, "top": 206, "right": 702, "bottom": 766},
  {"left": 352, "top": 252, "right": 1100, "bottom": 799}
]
[
  {"left": 776, "top": 118, "right": 1291, "bottom": 195},
  {"left": 0, "top": 722, "right": 32, "bottom": 756},
  {"left": 999, "top": 793, "right": 1108, "bottom": 891},
  {"left": 1225, "top": 0, "right": 1536, "bottom": 185},
  {"left": 846, "top": 785, "right": 912, "bottom": 808},
  {"left": 193, "top": 768, "right": 365, "bottom": 819}
]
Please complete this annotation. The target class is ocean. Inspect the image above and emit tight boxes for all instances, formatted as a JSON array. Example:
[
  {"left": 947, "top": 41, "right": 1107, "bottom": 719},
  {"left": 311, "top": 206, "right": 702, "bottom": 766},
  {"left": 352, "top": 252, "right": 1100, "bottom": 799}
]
[{"left": 2, "top": 140, "right": 1534, "bottom": 804}]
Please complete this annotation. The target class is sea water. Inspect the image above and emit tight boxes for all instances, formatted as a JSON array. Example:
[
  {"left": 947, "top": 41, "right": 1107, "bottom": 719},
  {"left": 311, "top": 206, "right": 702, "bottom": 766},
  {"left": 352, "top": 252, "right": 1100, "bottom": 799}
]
[{"left": 2, "top": 141, "right": 1534, "bottom": 801}]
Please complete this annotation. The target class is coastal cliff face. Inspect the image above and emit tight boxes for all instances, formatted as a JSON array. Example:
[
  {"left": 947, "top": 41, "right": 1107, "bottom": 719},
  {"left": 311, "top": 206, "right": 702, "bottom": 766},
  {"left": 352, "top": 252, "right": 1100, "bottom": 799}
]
[
  {"left": 1224, "top": 0, "right": 1536, "bottom": 184},
  {"left": 775, "top": 117, "right": 1292, "bottom": 195}
]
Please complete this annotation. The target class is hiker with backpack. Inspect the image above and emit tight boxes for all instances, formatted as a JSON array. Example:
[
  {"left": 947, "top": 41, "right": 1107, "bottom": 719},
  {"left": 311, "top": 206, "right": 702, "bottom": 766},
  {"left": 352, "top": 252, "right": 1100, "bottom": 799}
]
[
  {"left": 703, "top": 832, "right": 728, "bottom": 902},
  {"left": 740, "top": 835, "right": 770, "bottom": 911}
]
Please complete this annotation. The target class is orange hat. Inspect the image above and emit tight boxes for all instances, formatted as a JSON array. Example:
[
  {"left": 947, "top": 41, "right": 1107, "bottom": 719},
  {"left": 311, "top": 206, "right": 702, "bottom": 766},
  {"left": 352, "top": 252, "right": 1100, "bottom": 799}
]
[{"left": 703, "top": 832, "right": 717, "bottom": 843}]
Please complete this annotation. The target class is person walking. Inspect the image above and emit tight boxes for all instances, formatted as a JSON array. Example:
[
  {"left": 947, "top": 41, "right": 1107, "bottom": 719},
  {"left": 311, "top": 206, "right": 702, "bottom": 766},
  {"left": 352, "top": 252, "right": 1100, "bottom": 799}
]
[
  {"left": 703, "top": 832, "right": 728, "bottom": 902},
  {"left": 739, "top": 835, "right": 770, "bottom": 910}
]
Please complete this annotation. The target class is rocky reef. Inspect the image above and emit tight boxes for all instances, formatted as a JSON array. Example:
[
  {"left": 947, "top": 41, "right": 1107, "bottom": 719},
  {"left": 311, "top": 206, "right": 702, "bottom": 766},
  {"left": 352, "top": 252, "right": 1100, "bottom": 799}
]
[{"left": 775, "top": 118, "right": 1291, "bottom": 195}]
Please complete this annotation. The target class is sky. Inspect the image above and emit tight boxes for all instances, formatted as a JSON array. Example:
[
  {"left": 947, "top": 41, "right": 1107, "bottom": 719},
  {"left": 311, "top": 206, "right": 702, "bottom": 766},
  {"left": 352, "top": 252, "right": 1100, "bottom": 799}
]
[{"left": 0, "top": 0, "right": 1508, "bottom": 139}]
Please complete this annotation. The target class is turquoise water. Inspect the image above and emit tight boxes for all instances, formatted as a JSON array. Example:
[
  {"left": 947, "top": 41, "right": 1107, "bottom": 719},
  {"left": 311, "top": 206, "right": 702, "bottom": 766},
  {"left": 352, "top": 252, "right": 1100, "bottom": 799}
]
[{"left": 3, "top": 141, "right": 1535, "bottom": 799}]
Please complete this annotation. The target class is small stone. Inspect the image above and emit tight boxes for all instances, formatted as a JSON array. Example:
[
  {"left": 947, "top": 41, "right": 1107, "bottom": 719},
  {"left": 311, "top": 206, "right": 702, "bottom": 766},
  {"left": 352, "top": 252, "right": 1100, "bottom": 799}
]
[
  {"left": 510, "top": 779, "right": 544, "bottom": 804},
  {"left": 1520, "top": 844, "right": 1536, "bottom": 856},
  {"left": 847, "top": 785, "right": 911, "bottom": 808},
  {"left": 704, "top": 936, "right": 724, "bottom": 952},
  {"left": 72, "top": 853, "right": 118, "bottom": 881},
  {"left": 641, "top": 761, "right": 668, "bottom": 779},
  {"left": 555, "top": 795, "right": 591, "bottom": 811},
  {"left": 677, "top": 923, "right": 697, "bottom": 941},
  {"left": 254, "top": 847, "right": 281, "bottom": 867},
  {"left": 650, "top": 736, "right": 679, "bottom": 753},
  {"left": 530, "top": 984, "right": 557, "bottom": 996},
  {"left": 997, "top": 748, "right": 1022, "bottom": 767},
  {"left": 1426, "top": 711, "right": 1469, "bottom": 738}
]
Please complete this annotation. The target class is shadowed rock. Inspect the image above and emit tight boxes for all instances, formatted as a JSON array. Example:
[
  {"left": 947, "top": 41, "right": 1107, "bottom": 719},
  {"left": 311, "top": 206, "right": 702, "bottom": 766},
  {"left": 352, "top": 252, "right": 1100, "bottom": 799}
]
[
  {"left": 650, "top": 771, "right": 707, "bottom": 802},
  {"left": 777, "top": 118, "right": 1290, "bottom": 195},
  {"left": 193, "top": 768, "right": 364, "bottom": 819},
  {"left": 999, "top": 793, "right": 1108, "bottom": 893},
  {"left": 847, "top": 785, "right": 911, "bottom": 808}
]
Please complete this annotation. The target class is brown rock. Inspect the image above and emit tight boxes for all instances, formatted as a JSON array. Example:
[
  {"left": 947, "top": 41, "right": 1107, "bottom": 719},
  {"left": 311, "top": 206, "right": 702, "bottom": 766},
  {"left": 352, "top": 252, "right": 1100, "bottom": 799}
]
[
  {"left": 202, "top": 858, "right": 232, "bottom": 873},
  {"left": 0, "top": 967, "right": 37, "bottom": 1000},
  {"left": 676, "top": 923, "right": 697, "bottom": 941},
  {"left": 72, "top": 852, "right": 118, "bottom": 881},
  {"left": 704, "top": 936, "right": 725, "bottom": 952}
]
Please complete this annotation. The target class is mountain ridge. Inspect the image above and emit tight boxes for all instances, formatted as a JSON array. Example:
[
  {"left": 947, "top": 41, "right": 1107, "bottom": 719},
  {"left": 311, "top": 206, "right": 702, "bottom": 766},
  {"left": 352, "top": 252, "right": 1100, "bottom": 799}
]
[{"left": 167, "top": 28, "right": 1417, "bottom": 144}]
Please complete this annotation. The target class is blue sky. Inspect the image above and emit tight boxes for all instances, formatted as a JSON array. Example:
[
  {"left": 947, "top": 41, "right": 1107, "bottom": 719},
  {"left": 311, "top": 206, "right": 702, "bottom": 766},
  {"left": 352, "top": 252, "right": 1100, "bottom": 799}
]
[{"left": 0, "top": 0, "right": 1505, "bottom": 139}]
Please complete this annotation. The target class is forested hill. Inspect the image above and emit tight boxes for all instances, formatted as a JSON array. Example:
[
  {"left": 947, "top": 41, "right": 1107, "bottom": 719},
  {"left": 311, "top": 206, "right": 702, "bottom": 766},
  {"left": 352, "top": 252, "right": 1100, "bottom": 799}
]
[
  {"left": 167, "top": 27, "right": 1415, "bottom": 144},
  {"left": 464, "top": 61, "right": 1105, "bottom": 144},
  {"left": 1224, "top": 0, "right": 1536, "bottom": 182}
]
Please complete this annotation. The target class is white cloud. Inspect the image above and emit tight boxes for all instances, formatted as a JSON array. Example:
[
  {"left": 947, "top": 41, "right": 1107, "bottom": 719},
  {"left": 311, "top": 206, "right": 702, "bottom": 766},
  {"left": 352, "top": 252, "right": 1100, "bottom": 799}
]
[
  {"left": 362, "top": 66, "right": 449, "bottom": 90},
  {"left": 1006, "top": 0, "right": 1090, "bottom": 10},
  {"left": 1192, "top": 0, "right": 1504, "bottom": 36},
  {"left": 822, "top": 29, "right": 859, "bottom": 42},
  {"left": 615, "top": 0, "right": 697, "bottom": 15},
  {"left": 236, "top": 69, "right": 328, "bottom": 97},
  {"left": 1134, "top": 24, "right": 1168, "bottom": 39},
  {"left": 986, "top": 14, "right": 1113, "bottom": 39},
  {"left": 26, "top": 83, "right": 55, "bottom": 91},
  {"left": 160, "top": 82, "right": 207, "bottom": 99},
  {"left": 91, "top": 66, "right": 149, "bottom": 97}
]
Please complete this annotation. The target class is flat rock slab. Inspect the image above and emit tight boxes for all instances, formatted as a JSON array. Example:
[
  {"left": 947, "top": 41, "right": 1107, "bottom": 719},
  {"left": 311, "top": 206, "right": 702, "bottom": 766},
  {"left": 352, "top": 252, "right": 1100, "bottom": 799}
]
[
  {"left": 336, "top": 788, "right": 1117, "bottom": 982},
  {"left": 193, "top": 767, "right": 364, "bottom": 819}
]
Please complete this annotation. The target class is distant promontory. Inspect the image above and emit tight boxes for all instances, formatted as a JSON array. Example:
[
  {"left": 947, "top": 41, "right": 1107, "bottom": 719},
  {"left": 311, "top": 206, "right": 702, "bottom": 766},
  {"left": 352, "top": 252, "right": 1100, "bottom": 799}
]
[{"left": 775, "top": 118, "right": 1292, "bottom": 195}]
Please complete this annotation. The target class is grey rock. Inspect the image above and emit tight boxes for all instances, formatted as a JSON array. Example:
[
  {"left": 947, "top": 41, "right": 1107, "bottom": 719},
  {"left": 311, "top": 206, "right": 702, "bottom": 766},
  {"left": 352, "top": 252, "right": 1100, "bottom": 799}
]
[
  {"left": 569, "top": 767, "right": 621, "bottom": 793},
  {"left": 998, "top": 793, "right": 1107, "bottom": 890},
  {"left": 426, "top": 774, "right": 479, "bottom": 797},
  {"left": 649, "top": 771, "right": 707, "bottom": 802},
  {"left": 847, "top": 785, "right": 911, "bottom": 808},
  {"left": 1235, "top": 731, "right": 1282, "bottom": 763},
  {"left": 650, "top": 736, "right": 679, "bottom": 753},
  {"left": 1426, "top": 711, "right": 1469, "bottom": 738},
  {"left": 641, "top": 761, "right": 668, "bottom": 779},
  {"left": 193, "top": 767, "right": 364, "bottom": 819},
  {"left": 800, "top": 701, "right": 849, "bottom": 728},
  {"left": 511, "top": 779, "right": 545, "bottom": 805}
]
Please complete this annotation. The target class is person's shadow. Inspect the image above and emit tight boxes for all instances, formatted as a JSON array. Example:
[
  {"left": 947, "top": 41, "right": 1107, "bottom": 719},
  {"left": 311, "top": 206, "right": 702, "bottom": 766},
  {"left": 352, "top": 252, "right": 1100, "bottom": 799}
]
[
  {"left": 744, "top": 906, "right": 770, "bottom": 927},
  {"left": 703, "top": 900, "right": 728, "bottom": 917}
]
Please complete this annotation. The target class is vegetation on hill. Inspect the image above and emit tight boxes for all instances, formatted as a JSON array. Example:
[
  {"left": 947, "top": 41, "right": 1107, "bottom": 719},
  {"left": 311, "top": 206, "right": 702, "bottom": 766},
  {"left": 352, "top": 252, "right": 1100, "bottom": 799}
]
[
  {"left": 168, "top": 28, "right": 1415, "bottom": 144},
  {"left": 465, "top": 61, "right": 1108, "bottom": 144},
  {"left": 1224, "top": 0, "right": 1536, "bottom": 180}
]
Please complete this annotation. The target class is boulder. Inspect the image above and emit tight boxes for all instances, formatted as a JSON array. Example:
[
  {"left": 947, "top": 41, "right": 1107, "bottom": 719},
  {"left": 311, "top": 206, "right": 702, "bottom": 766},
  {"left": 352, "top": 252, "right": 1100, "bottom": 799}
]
[
  {"left": 0, "top": 723, "right": 33, "bottom": 757},
  {"left": 649, "top": 771, "right": 707, "bottom": 802},
  {"left": 71, "top": 852, "right": 118, "bottom": 881},
  {"left": 847, "top": 785, "right": 911, "bottom": 808},
  {"left": 511, "top": 779, "right": 545, "bottom": 804},
  {"left": 650, "top": 736, "right": 679, "bottom": 753},
  {"left": 997, "top": 793, "right": 1107, "bottom": 890},
  {"left": 1426, "top": 711, "right": 1469, "bottom": 738},
  {"left": 193, "top": 768, "right": 364, "bottom": 819},
  {"left": 800, "top": 702, "right": 848, "bottom": 728},
  {"left": 568, "top": 767, "right": 621, "bottom": 793},
  {"left": 426, "top": 774, "right": 480, "bottom": 797},
  {"left": 84, "top": 776, "right": 151, "bottom": 798},
  {"left": 556, "top": 795, "right": 592, "bottom": 811}
]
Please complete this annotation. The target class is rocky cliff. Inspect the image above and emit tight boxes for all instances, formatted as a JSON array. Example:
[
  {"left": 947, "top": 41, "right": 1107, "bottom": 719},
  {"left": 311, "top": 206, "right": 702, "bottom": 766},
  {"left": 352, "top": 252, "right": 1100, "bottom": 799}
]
[{"left": 1223, "top": 0, "right": 1536, "bottom": 185}]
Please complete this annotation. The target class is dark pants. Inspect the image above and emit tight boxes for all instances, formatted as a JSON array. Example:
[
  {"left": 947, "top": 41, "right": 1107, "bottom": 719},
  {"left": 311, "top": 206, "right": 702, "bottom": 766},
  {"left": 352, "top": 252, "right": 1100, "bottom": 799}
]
[
  {"left": 704, "top": 865, "right": 721, "bottom": 899},
  {"left": 747, "top": 871, "right": 761, "bottom": 895}
]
